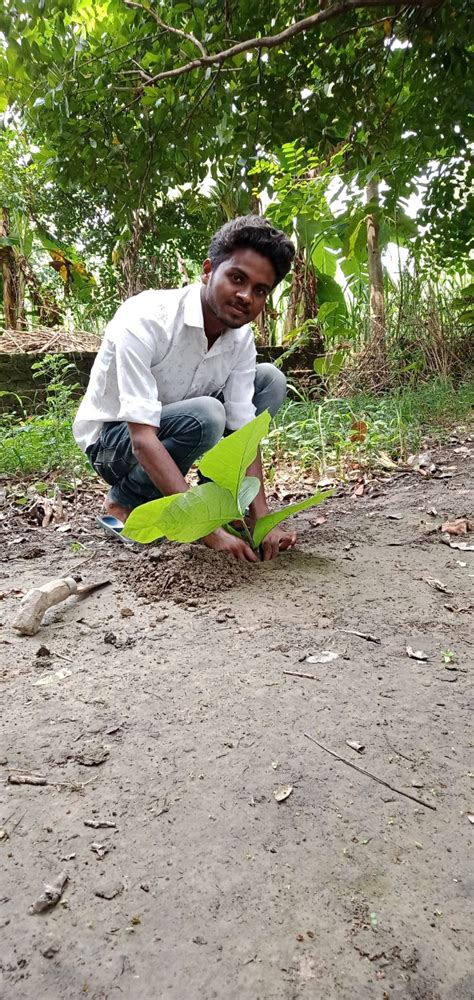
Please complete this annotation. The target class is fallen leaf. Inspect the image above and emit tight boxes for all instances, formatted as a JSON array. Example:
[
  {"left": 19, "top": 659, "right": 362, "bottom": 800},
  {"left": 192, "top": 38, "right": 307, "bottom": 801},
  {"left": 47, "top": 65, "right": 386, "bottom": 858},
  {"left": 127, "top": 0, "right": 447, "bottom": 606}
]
[
  {"left": 33, "top": 668, "right": 72, "bottom": 686},
  {"left": 353, "top": 483, "right": 364, "bottom": 497},
  {"left": 448, "top": 539, "right": 474, "bottom": 552},
  {"left": 441, "top": 518, "right": 471, "bottom": 536},
  {"left": 425, "top": 578, "right": 453, "bottom": 595},
  {"left": 310, "top": 516, "right": 327, "bottom": 527},
  {"left": 306, "top": 650, "right": 339, "bottom": 664},
  {"left": 91, "top": 842, "right": 109, "bottom": 859},
  {"left": 274, "top": 784, "right": 293, "bottom": 802},
  {"left": 406, "top": 646, "right": 428, "bottom": 661},
  {"left": 29, "top": 872, "right": 68, "bottom": 914},
  {"left": 377, "top": 451, "right": 398, "bottom": 470},
  {"left": 346, "top": 740, "right": 365, "bottom": 753}
]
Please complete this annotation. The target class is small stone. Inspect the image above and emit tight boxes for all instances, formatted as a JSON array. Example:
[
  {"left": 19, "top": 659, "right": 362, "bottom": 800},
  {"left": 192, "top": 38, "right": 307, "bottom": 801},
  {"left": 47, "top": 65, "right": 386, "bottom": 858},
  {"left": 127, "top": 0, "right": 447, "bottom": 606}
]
[
  {"left": 94, "top": 881, "right": 123, "bottom": 900},
  {"left": 120, "top": 607, "right": 134, "bottom": 618},
  {"left": 193, "top": 935, "right": 207, "bottom": 945},
  {"left": 40, "top": 940, "right": 60, "bottom": 959}
]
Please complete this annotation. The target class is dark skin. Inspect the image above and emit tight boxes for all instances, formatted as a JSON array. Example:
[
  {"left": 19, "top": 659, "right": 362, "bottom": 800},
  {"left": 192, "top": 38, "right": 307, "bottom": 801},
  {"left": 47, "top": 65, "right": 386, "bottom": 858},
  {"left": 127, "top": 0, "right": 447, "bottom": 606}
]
[{"left": 106, "top": 248, "right": 297, "bottom": 561}]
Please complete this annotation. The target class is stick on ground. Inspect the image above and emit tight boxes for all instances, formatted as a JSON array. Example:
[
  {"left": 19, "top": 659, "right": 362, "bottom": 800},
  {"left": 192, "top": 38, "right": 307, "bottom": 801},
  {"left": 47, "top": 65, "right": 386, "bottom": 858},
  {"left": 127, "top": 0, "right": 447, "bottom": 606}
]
[
  {"left": 304, "top": 733, "right": 436, "bottom": 811},
  {"left": 283, "top": 670, "right": 319, "bottom": 681}
]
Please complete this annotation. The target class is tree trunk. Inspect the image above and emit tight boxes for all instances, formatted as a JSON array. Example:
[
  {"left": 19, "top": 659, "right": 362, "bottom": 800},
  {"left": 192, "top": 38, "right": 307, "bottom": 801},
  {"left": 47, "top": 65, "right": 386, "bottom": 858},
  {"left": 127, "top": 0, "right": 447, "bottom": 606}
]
[
  {"left": 366, "top": 179, "right": 386, "bottom": 353},
  {"left": 0, "top": 208, "right": 23, "bottom": 329}
]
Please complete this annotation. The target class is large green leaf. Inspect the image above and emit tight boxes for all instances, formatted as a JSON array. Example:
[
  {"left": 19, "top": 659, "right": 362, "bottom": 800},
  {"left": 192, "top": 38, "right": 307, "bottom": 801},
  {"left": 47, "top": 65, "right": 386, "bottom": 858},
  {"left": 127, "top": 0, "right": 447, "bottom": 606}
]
[
  {"left": 238, "top": 476, "right": 260, "bottom": 514},
  {"left": 197, "top": 411, "right": 271, "bottom": 501},
  {"left": 252, "top": 490, "right": 334, "bottom": 548},
  {"left": 124, "top": 483, "right": 239, "bottom": 544}
]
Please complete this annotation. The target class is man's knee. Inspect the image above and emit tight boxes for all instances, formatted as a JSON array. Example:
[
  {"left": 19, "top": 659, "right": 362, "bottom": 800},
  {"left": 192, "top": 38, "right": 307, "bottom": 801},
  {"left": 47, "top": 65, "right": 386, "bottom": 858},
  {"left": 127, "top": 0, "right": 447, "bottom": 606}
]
[
  {"left": 254, "top": 362, "right": 287, "bottom": 415},
  {"left": 196, "top": 397, "right": 226, "bottom": 450}
]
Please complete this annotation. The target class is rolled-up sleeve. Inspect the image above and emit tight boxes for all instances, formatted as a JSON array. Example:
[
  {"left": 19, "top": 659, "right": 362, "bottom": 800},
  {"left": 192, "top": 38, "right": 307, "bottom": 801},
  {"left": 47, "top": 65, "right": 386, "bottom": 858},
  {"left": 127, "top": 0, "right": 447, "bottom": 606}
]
[
  {"left": 114, "top": 325, "right": 162, "bottom": 427},
  {"left": 223, "top": 328, "right": 257, "bottom": 430}
]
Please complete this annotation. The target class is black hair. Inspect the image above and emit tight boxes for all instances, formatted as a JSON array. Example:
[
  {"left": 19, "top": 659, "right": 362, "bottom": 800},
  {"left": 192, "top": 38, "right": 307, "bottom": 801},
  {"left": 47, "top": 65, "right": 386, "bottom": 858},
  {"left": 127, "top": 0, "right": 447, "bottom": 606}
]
[{"left": 208, "top": 215, "right": 295, "bottom": 286}]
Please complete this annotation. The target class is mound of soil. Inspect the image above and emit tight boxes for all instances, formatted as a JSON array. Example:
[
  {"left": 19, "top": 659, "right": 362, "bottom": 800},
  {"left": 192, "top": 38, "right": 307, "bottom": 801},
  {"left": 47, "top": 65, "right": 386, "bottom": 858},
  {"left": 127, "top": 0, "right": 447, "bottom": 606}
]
[{"left": 121, "top": 540, "right": 255, "bottom": 603}]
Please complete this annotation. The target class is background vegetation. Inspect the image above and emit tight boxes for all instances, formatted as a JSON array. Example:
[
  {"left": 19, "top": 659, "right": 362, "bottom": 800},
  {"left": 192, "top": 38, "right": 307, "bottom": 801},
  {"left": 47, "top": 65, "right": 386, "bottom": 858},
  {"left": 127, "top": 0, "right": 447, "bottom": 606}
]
[{"left": 0, "top": 0, "right": 472, "bottom": 479}]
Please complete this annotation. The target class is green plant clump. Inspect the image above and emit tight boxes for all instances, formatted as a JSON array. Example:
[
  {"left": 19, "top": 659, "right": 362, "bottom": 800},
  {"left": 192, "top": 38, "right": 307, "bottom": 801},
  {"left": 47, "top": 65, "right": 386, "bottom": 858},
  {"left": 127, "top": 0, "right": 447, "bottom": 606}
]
[{"left": 124, "top": 411, "right": 332, "bottom": 550}]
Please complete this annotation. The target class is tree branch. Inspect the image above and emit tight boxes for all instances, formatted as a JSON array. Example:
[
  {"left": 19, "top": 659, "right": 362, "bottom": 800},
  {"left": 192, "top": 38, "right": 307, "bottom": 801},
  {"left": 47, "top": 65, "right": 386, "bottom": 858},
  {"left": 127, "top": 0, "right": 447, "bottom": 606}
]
[
  {"left": 124, "top": 0, "right": 208, "bottom": 57},
  {"left": 132, "top": 0, "right": 436, "bottom": 86}
]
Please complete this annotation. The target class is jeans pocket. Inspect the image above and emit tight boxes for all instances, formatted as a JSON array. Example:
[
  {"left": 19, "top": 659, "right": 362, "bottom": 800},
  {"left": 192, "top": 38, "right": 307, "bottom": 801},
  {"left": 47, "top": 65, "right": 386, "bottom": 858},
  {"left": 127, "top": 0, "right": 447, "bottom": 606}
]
[{"left": 93, "top": 448, "right": 134, "bottom": 487}]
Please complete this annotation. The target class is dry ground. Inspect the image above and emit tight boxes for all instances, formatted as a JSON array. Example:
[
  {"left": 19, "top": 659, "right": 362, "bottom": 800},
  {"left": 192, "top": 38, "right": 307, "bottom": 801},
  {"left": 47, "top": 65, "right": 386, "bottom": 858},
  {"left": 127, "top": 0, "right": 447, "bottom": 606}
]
[{"left": 0, "top": 444, "right": 473, "bottom": 1000}]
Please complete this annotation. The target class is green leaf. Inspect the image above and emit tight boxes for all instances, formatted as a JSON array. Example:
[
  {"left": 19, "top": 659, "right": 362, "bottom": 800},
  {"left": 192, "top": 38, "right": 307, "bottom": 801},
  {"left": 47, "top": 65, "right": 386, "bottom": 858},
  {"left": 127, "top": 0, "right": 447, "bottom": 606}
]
[
  {"left": 252, "top": 491, "right": 334, "bottom": 548},
  {"left": 238, "top": 476, "right": 260, "bottom": 514},
  {"left": 197, "top": 411, "right": 271, "bottom": 501},
  {"left": 124, "top": 482, "right": 239, "bottom": 544},
  {"left": 314, "top": 350, "right": 347, "bottom": 377}
]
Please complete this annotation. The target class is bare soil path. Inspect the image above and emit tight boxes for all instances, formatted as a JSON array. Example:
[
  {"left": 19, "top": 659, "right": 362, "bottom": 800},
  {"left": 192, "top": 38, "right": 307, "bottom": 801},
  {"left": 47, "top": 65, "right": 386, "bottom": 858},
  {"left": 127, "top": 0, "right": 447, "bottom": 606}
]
[{"left": 1, "top": 443, "right": 472, "bottom": 1000}]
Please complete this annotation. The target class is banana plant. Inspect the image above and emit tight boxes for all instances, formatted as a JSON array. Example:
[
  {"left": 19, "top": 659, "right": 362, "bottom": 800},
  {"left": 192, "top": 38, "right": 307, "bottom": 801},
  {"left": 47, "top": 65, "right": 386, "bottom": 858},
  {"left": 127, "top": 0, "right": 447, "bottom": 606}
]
[{"left": 124, "top": 411, "right": 333, "bottom": 550}]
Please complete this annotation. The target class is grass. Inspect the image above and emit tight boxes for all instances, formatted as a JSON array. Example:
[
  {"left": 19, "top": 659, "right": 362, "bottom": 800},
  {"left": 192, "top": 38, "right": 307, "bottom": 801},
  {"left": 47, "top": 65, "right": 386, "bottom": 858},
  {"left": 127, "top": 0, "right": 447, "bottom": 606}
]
[
  {"left": 264, "top": 377, "right": 474, "bottom": 475},
  {"left": 0, "top": 376, "right": 472, "bottom": 485}
]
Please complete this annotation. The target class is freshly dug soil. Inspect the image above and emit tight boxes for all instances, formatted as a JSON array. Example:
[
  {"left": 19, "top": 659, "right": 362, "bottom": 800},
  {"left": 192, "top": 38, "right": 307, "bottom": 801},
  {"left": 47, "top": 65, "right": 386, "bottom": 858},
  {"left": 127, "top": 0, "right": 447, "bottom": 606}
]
[{"left": 122, "top": 541, "right": 255, "bottom": 603}]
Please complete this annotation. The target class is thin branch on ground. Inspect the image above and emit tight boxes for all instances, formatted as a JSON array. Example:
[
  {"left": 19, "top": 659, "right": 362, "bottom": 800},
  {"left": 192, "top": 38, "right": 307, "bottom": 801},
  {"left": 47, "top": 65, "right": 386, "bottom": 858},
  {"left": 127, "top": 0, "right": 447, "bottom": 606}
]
[{"left": 304, "top": 733, "right": 436, "bottom": 810}]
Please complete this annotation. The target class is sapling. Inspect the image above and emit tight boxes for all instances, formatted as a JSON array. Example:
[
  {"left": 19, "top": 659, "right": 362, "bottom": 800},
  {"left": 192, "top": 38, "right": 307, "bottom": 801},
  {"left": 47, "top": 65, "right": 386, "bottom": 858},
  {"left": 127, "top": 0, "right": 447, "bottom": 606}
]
[{"left": 123, "top": 410, "right": 332, "bottom": 551}]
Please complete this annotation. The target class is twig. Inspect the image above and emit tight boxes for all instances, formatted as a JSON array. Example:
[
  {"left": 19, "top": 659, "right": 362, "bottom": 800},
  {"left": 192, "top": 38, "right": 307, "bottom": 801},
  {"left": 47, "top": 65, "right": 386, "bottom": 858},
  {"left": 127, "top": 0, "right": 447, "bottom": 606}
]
[
  {"left": 304, "top": 733, "right": 436, "bottom": 810},
  {"left": 382, "top": 731, "right": 416, "bottom": 763},
  {"left": 124, "top": 0, "right": 207, "bottom": 56},
  {"left": 283, "top": 669, "right": 318, "bottom": 681},
  {"left": 336, "top": 627, "right": 380, "bottom": 643}
]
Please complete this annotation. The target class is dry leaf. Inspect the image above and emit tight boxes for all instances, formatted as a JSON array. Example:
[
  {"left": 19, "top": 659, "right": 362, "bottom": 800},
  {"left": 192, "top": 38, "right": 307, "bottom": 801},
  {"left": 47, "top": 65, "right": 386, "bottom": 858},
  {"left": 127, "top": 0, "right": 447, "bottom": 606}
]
[
  {"left": 346, "top": 740, "right": 365, "bottom": 753},
  {"left": 350, "top": 420, "right": 368, "bottom": 443},
  {"left": 33, "top": 668, "right": 72, "bottom": 687},
  {"left": 274, "top": 784, "right": 293, "bottom": 803},
  {"left": 425, "top": 578, "right": 453, "bottom": 595},
  {"left": 353, "top": 483, "right": 364, "bottom": 497},
  {"left": 448, "top": 539, "right": 474, "bottom": 552},
  {"left": 441, "top": 518, "right": 470, "bottom": 536},
  {"left": 29, "top": 872, "right": 68, "bottom": 914},
  {"left": 306, "top": 651, "right": 339, "bottom": 664},
  {"left": 377, "top": 451, "right": 398, "bottom": 470},
  {"left": 406, "top": 646, "right": 428, "bottom": 661}
]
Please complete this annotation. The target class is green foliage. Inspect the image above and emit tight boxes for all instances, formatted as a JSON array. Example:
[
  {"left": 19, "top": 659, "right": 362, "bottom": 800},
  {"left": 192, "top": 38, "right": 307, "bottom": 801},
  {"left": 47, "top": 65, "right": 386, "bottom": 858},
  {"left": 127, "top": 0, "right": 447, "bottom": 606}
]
[
  {"left": 0, "top": 353, "right": 90, "bottom": 477},
  {"left": 266, "top": 378, "right": 474, "bottom": 473},
  {"left": 197, "top": 410, "right": 270, "bottom": 501},
  {"left": 124, "top": 412, "right": 332, "bottom": 547}
]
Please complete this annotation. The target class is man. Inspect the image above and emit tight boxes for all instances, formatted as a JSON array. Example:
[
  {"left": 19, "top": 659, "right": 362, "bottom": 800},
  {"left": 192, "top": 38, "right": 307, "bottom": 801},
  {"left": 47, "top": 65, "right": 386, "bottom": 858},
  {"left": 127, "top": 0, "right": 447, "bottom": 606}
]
[{"left": 73, "top": 215, "right": 296, "bottom": 561}]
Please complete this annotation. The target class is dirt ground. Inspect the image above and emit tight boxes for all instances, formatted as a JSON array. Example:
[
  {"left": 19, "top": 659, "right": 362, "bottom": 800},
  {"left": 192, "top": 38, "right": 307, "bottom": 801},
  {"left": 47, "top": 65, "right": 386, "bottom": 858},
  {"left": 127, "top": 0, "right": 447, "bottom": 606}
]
[{"left": 0, "top": 441, "right": 473, "bottom": 1000}]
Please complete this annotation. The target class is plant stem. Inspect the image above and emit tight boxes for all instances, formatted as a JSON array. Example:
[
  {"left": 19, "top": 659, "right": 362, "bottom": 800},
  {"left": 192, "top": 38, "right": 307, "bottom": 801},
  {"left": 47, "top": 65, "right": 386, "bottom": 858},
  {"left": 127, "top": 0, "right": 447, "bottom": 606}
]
[{"left": 239, "top": 518, "right": 258, "bottom": 555}]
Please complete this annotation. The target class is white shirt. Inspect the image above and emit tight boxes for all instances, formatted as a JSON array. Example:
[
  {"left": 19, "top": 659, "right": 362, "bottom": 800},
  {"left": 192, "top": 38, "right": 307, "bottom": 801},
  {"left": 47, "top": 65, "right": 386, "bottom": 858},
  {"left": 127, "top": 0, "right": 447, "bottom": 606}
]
[{"left": 73, "top": 283, "right": 257, "bottom": 452}]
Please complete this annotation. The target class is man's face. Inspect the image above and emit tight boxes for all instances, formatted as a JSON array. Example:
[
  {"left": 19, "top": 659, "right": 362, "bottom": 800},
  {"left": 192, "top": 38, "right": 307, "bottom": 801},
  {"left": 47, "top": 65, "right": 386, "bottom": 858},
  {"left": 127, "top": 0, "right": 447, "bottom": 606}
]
[{"left": 201, "top": 248, "right": 276, "bottom": 330}]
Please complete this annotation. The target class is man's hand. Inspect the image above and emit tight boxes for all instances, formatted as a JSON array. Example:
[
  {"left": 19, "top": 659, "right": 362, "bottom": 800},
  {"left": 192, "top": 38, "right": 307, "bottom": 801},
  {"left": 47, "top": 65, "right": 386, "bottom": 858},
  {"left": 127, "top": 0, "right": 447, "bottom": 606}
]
[
  {"left": 260, "top": 525, "right": 297, "bottom": 561},
  {"left": 202, "top": 527, "right": 258, "bottom": 562}
]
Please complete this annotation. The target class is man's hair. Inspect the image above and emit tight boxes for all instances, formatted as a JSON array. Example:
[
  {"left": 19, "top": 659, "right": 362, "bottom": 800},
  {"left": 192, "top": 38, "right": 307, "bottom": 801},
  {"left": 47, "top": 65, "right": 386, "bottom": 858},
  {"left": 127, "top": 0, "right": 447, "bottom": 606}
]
[{"left": 208, "top": 215, "right": 295, "bottom": 286}]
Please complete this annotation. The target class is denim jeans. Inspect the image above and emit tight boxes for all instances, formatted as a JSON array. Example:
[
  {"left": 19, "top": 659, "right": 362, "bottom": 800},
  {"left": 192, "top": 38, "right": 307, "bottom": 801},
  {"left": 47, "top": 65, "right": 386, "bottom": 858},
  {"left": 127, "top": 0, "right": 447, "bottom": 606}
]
[{"left": 86, "top": 362, "right": 286, "bottom": 509}]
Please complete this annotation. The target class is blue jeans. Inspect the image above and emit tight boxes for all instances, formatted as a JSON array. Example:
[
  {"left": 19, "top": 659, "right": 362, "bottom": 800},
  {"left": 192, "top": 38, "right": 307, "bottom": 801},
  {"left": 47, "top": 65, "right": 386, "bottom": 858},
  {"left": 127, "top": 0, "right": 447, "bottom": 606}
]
[{"left": 86, "top": 363, "right": 286, "bottom": 510}]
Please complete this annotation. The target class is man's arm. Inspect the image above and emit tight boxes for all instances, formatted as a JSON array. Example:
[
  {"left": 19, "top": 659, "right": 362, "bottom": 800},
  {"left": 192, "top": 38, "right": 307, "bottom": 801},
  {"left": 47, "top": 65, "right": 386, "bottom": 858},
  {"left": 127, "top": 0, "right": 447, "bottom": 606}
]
[
  {"left": 246, "top": 446, "right": 297, "bottom": 561},
  {"left": 128, "top": 423, "right": 257, "bottom": 562}
]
